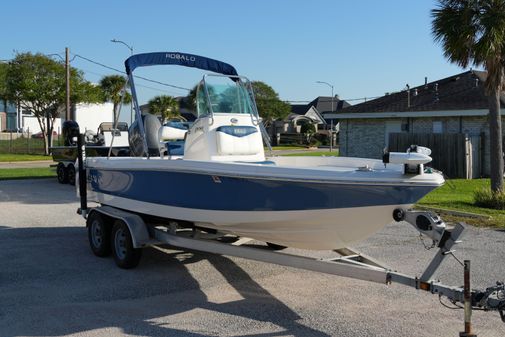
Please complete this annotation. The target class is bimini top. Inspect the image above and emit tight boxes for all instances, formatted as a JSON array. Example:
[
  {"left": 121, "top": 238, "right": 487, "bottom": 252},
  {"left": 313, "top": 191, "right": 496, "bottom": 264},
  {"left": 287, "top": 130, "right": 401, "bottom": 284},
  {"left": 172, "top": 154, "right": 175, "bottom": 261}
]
[{"left": 125, "top": 52, "right": 238, "bottom": 76}]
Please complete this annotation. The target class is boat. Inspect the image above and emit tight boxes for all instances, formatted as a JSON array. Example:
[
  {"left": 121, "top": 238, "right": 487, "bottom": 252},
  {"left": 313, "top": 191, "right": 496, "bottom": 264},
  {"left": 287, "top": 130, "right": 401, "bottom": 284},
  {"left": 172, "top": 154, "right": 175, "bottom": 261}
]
[
  {"left": 84, "top": 52, "right": 444, "bottom": 250},
  {"left": 52, "top": 121, "right": 130, "bottom": 184}
]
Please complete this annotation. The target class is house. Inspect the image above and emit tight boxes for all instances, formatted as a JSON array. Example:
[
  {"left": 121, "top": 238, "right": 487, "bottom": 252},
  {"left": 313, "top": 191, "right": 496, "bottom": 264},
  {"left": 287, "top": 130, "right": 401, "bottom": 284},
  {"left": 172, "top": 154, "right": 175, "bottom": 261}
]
[
  {"left": 272, "top": 96, "right": 349, "bottom": 145},
  {"left": 326, "top": 70, "right": 505, "bottom": 178},
  {"left": 1, "top": 101, "right": 114, "bottom": 135},
  {"left": 0, "top": 100, "right": 18, "bottom": 131}
]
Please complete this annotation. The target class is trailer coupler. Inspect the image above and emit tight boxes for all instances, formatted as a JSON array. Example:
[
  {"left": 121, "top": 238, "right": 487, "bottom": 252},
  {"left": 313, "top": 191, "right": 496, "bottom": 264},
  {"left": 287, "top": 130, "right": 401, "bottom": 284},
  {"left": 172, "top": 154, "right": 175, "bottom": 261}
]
[
  {"left": 393, "top": 210, "right": 505, "bottom": 328},
  {"left": 473, "top": 282, "right": 505, "bottom": 322}
]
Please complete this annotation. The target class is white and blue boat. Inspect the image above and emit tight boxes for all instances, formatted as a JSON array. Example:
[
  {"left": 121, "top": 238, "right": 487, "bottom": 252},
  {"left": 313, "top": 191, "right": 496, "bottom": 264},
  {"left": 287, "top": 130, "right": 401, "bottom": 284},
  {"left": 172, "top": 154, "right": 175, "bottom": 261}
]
[{"left": 84, "top": 52, "right": 444, "bottom": 250}]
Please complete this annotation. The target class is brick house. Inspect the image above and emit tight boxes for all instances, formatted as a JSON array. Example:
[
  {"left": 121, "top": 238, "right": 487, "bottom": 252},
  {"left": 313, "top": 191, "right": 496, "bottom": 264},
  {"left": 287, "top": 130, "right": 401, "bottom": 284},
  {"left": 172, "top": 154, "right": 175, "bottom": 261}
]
[{"left": 326, "top": 70, "right": 505, "bottom": 177}]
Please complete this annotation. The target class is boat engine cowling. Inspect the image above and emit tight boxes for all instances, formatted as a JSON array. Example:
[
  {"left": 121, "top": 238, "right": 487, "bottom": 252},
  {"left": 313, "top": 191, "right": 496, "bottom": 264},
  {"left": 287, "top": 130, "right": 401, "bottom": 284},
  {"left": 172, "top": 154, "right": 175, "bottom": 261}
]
[
  {"left": 62, "top": 120, "right": 80, "bottom": 146},
  {"left": 129, "top": 113, "right": 163, "bottom": 157}
]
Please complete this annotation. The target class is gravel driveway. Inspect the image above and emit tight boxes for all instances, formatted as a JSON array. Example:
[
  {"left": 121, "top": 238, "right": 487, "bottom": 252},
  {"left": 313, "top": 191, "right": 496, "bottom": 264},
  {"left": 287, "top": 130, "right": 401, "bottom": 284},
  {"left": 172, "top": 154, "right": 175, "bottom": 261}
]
[{"left": 0, "top": 179, "right": 504, "bottom": 337}]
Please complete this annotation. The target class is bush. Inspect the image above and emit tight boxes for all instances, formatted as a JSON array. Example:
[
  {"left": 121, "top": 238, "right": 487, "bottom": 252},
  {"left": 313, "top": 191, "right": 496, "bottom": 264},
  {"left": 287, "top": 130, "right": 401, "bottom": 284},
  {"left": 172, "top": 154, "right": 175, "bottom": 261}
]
[
  {"left": 474, "top": 188, "right": 505, "bottom": 210},
  {"left": 300, "top": 123, "right": 316, "bottom": 134},
  {"left": 308, "top": 138, "right": 321, "bottom": 147}
]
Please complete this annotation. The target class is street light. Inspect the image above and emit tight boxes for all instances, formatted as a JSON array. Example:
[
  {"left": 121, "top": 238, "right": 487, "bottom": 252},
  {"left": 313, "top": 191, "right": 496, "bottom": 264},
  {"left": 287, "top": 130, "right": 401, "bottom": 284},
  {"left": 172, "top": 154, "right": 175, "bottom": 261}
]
[
  {"left": 111, "top": 39, "right": 133, "bottom": 55},
  {"left": 315, "top": 81, "right": 334, "bottom": 112},
  {"left": 316, "top": 81, "right": 335, "bottom": 152},
  {"left": 111, "top": 39, "right": 134, "bottom": 123}
]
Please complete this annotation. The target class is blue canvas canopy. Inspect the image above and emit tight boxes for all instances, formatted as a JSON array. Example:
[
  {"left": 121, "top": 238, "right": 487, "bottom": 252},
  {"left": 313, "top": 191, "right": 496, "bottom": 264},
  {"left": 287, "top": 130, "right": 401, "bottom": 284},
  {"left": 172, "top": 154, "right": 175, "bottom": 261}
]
[{"left": 125, "top": 52, "right": 238, "bottom": 76}]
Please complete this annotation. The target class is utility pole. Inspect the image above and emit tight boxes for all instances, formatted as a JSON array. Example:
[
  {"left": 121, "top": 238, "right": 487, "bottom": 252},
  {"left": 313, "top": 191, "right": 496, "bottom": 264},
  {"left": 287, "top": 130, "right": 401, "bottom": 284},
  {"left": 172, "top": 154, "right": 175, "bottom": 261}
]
[{"left": 65, "top": 47, "right": 71, "bottom": 120}]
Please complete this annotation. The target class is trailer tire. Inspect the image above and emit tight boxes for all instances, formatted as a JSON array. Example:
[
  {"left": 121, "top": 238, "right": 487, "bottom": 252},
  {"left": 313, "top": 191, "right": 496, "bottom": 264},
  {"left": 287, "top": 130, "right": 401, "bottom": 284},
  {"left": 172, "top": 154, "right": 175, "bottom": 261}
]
[
  {"left": 266, "top": 242, "right": 287, "bottom": 250},
  {"left": 111, "top": 220, "right": 142, "bottom": 269},
  {"left": 87, "top": 212, "right": 111, "bottom": 257},
  {"left": 67, "top": 164, "right": 76, "bottom": 186},
  {"left": 56, "top": 163, "right": 68, "bottom": 184}
]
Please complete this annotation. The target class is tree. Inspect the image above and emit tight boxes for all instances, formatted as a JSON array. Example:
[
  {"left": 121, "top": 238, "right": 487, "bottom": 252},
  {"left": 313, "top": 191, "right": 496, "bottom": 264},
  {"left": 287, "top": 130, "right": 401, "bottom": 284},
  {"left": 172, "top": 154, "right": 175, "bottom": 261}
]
[
  {"left": 251, "top": 81, "right": 291, "bottom": 145},
  {"left": 99, "top": 75, "right": 132, "bottom": 123},
  {"left": 432, "top": 0, "right": 505, "bottom": 193},
  {"left": 251, "top": 81, "right": 291, "bottom": 124},
  {"left": 147, "top": 95, "right": 180, "bottom": 122},
  {"left": 186, "top": 85, "right": 198, "bottom": 111},
  {"left": 3, "top": 52, "right": 101, "bottom": 154},
  {"left": 0, "top": 62, "right": 7, "bottom": 101}
]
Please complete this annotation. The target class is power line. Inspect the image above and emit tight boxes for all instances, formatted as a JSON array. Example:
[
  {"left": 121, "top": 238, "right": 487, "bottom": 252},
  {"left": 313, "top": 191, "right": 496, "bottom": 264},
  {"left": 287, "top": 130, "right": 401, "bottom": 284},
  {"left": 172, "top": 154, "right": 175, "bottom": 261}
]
[
  {"left": 77, "top": 67, "right": 181, "bottom": 95},
  {"left": 285, "top": 95, "right": 382, "bottom": 104},
  {"left": 72, "top": 53, "right": 190, "bottom": 91},
  {"left": 5, "top": 52, "right": 385, "bottom": 103}
]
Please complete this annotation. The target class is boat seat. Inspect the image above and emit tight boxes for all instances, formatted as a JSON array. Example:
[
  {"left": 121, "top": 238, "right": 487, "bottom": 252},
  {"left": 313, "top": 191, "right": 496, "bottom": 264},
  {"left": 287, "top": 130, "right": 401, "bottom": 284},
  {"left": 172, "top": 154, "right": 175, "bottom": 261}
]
[
  {"left": 165, "top": 140, "right": 185, "bottom": 156},
  {"left": 158, "top": 124, "right": 188, "bottom": 141},
  {"left": 216, "top": 126, "right": 262, "bottom": 155}
]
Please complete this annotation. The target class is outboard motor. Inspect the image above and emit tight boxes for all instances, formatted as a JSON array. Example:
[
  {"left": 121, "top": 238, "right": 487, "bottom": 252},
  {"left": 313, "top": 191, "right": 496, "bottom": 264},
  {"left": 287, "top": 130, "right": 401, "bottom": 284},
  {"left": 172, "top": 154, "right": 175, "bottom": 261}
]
[
  {"left": 62, "top": 120, "right": 80, "bottom": 146},
  {"left": 129, "top": 113, "right": 163, "bottom": 157}
]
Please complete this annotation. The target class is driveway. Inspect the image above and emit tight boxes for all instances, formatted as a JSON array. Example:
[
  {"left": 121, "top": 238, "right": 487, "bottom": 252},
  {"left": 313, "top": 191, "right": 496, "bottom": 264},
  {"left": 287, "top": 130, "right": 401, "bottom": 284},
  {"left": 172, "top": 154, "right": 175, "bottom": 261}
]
[{"left": 0, "top": 179, "right": 504, "bottom": 337}]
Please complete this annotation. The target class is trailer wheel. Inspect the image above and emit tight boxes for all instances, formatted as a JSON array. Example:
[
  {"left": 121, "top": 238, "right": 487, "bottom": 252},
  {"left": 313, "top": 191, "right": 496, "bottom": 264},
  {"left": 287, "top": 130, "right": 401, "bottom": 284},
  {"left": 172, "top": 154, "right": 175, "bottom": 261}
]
[
  {"left": 267, "top": 242, "right": 287, "bottom": 250},
  {"left": 56, "top": 163, "right": 68, "bottom": 184},
  {"left": 67, "top": 164, "right": 76, "bottom": 186},
  {"left": 87, "top": 212, "right": 111, "bottom": 257},
  {"left": 111, "top": 220, "right": 142, "bottom": 269}
]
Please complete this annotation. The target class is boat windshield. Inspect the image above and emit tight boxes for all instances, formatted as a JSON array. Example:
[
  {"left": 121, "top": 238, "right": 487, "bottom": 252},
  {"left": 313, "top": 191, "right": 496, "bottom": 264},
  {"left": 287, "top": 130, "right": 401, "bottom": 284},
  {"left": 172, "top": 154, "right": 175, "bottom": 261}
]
[{"left": 196, "top": 75, "right": 258, "bottom": 117}]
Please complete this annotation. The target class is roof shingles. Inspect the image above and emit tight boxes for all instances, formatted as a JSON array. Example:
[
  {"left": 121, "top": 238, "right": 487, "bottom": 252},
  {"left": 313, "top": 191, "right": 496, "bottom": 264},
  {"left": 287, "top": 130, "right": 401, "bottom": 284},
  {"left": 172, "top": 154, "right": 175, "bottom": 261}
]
[{"left": 342, "top": 70, "right": 502, "bottom": 113}]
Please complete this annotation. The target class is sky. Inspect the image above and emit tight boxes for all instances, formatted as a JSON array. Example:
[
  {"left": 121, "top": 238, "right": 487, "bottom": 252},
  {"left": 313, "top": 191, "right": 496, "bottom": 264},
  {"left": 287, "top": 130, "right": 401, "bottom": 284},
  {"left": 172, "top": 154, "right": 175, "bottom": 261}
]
[{"left": 1, "top": 0, "right": 468, "bottom": 121}]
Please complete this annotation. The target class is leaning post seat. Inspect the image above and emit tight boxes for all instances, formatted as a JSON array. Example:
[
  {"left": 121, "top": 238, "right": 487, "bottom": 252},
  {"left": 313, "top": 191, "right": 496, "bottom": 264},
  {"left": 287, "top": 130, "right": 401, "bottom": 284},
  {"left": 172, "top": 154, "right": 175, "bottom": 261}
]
[{"left": 215, "top": 125, "right": 262, "bottom": 155}]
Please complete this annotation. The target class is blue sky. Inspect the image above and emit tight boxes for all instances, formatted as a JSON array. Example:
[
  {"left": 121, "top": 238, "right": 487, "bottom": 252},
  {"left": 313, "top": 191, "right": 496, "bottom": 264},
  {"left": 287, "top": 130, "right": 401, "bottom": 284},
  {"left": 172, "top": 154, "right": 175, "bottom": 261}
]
[{"left": 1, "top": 0, "right": 466, "bottom": 110}]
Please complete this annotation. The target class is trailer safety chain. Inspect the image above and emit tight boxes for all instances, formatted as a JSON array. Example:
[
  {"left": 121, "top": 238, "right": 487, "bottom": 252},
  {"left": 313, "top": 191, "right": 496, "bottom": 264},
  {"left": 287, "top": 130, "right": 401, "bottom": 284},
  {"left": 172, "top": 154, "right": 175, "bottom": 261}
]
[{"left": 418, "top": 234, "right": 436, "bottom": 250}]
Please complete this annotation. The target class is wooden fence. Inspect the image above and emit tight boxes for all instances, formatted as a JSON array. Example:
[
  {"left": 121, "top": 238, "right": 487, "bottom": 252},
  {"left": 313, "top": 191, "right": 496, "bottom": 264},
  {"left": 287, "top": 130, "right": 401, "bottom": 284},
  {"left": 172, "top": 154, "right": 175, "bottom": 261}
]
[{"left": 388, "top": 133, "right": 474, "bottom": 178}]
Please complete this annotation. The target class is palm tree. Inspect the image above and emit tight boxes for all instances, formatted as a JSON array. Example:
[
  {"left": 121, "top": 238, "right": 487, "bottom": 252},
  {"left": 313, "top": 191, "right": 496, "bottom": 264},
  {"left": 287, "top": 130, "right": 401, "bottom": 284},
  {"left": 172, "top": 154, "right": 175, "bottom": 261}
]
[
  {"left": 147, "top": 95, "right": 180, "bottom": 122},
  {"left": 432, "top": 0, "right": 505, "bottom": 193},
  {"left": 99, "top": 75, "right": 132, "bottom": 122}
]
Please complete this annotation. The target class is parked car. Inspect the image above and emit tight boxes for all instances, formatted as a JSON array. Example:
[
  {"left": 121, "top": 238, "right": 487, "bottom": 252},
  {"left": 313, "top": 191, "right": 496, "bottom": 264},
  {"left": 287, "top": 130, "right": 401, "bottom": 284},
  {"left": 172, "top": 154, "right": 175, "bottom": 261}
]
[{"left": 31, "top": 131, "right": 58, "bottom": 138}]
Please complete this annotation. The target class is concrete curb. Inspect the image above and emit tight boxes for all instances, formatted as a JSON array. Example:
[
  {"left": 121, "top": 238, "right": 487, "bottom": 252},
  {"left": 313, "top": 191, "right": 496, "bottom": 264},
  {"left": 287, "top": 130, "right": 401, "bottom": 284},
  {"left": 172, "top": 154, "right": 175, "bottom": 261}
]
[{"left": 416, "top": 205, "right": 491, "bottom": 220}]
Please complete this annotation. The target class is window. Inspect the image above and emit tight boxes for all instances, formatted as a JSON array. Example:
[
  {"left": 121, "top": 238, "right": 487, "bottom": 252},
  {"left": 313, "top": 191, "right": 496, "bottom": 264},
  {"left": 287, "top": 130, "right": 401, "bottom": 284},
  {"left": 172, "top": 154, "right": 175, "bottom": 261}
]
[{"left": 433, "top": 121, "right": 443, "bottom": 133}]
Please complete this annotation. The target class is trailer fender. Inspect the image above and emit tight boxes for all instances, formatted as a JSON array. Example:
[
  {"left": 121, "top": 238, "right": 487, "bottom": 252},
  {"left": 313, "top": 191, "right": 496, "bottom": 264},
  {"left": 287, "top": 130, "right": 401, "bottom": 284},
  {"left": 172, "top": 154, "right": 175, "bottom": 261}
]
[{"left": 88, "top": 206, "right": 152, "bottom": 248}]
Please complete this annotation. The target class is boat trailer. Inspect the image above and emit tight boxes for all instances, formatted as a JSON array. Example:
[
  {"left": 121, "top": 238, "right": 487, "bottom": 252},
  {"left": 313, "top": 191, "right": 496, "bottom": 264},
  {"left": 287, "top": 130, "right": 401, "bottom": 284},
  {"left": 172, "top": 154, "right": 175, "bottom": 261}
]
[
  {"left": 76, "top": 138, "right": 504, "bottom": 336},
  {"left": 79, "top": 202, "right": 505, "bottom": 336}
]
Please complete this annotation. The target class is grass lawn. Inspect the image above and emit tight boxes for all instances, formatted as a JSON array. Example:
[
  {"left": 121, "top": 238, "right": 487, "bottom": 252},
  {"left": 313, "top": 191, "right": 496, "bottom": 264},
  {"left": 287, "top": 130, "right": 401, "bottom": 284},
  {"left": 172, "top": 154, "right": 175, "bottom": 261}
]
[
  {"left": 0, "top": 167, "right": 55, "bottom": 180},
  {"left": 281, "top": 150, "right": 339, "bottom": 157},
  {"left": 0, "top": 137, "right": 62, "bottom": 154},
  {"left": 418, "top": 178, "right": 505, "bottom": 228},
  {"left": 0, "top": 154, "right": 51, "bottom": 162},
  {"left": 268, "top": 145, "right": 307, "bottom": 150}
]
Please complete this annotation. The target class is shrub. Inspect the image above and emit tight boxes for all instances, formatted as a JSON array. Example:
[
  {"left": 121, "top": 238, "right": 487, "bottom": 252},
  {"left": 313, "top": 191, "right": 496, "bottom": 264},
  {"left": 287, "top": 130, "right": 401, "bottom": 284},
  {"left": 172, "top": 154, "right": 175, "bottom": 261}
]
[{"left": 474, "top": 188, "right": 505, "bottom": 210}]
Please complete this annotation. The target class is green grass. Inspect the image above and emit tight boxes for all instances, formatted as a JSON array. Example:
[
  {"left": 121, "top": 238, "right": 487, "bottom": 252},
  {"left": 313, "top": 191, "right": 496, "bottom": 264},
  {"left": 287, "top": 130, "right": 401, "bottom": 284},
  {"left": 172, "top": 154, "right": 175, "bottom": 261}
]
[
  {"left": 281, "top": 150, "right": 339, "bottom": 157},
  {"left": 418, "top": 179, "right": 505, "bottom": 227},
  {"left": 268, "top": 145, "right": 307, "bottom": 150},
  {"left": 0, "top": 167, "right": 55, "bottom": 180},
  {"left": 0, "top": 154, "right": 51, "bottom": 162}
]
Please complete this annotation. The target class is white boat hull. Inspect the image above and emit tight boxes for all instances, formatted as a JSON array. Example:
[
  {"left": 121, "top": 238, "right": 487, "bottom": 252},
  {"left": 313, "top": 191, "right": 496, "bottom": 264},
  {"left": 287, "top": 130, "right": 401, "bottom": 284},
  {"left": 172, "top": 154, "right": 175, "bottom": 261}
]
[{"left": 89, "top": 191, "right": 409, "bottom": 250}]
